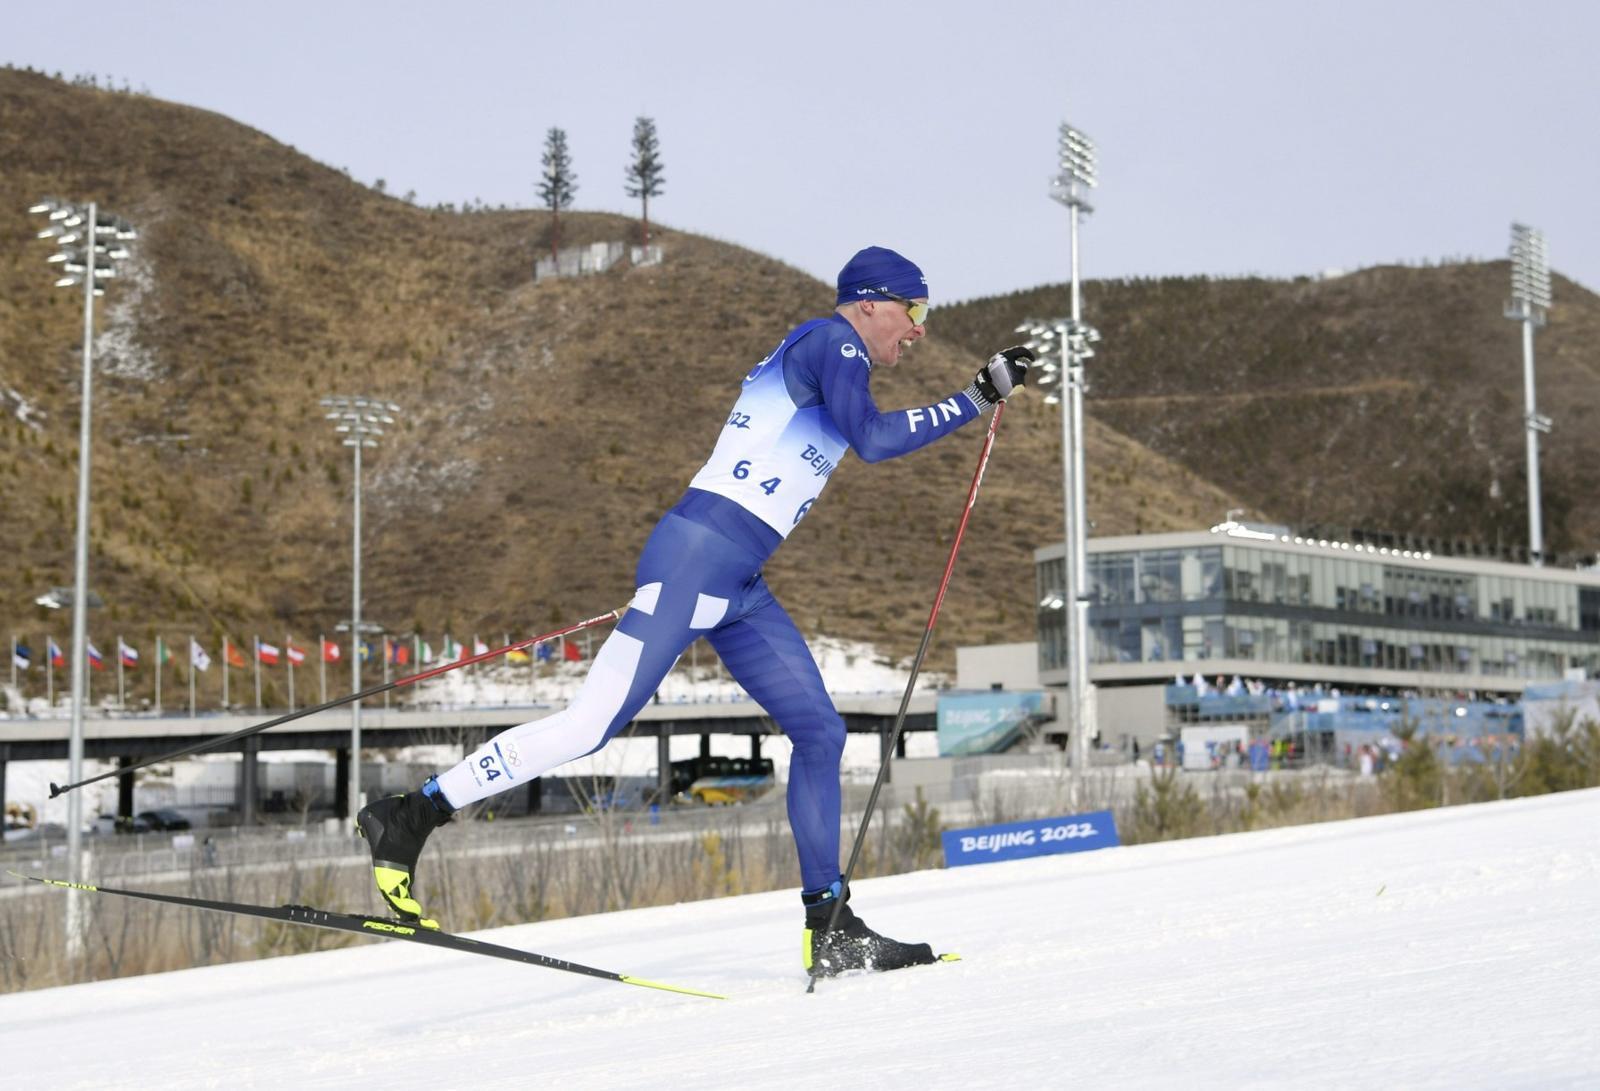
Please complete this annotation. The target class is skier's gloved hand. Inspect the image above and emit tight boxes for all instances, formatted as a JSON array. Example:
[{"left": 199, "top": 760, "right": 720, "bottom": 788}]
[{"left": 964, "top": 346, "right": 1036, "bottom": 412}]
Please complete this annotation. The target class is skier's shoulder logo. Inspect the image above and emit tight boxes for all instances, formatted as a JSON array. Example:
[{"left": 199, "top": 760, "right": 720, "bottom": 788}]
[{"left": 840, "top": 343, "right": 857, "bottom": 358}]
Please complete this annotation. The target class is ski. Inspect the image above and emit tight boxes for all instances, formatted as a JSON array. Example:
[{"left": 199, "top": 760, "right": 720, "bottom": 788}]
[{"left": 8, "top": 871, "right": 725, "bottom": 1000}]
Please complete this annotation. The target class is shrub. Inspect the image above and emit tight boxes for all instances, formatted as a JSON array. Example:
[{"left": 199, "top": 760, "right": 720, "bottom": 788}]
[{"left": 1127, "top": 765, "right": 1207, "bottom": 842}]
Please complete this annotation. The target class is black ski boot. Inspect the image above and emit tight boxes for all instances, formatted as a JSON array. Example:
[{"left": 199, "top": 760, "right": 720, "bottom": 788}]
[
  {"left": 356, "top": 777, "right": 453, "bottom": 929},
  {"left": 802, "top": 880, "right": 937, "bottom": 976}
]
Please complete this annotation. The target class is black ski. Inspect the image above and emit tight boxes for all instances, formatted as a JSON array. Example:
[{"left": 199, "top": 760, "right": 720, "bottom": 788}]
[{"left": 8, "top": 871, "right": 724, "bottom": 1000}]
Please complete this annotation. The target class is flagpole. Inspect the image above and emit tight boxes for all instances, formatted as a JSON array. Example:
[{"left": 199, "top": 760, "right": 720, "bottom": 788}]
[
  {"left": 47, "top": 639, "right": 55, "bottom": 709},
  {"left": 254, "top": 636, "right": 262, "bottom": 712},
  {"left": 319, "top": 633, "right": 326, "bottom": 706},
  {"left": 286, "top": 634, "right": 295, "bottom": 712},
  {"left": 9, "top": 633, "right": 15, "bottom": 692},
  {"left": 189, "top": 635, "right": 196, "bottom": 718},
  {"left": 117, "top": 633, "right": 125, "bottom": 709},
  {"left": 222, "top": 640, "right": 230, "bottom": 710},
  {"left": 383, "top": 637, "right": 391, "bottom": 710},
  {"left": 155, "top": 636, "right": 163, "bottom": 714}
]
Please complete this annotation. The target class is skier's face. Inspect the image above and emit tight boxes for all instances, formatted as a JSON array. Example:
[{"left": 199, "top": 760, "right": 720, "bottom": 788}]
[{"left": 858, "top": 295, "right": 927, "bottom": 367}]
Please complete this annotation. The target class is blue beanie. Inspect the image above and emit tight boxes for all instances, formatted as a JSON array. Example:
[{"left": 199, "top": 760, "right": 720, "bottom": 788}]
[{"left": 835, "top": 246, "right": 927, "bottom": 305}]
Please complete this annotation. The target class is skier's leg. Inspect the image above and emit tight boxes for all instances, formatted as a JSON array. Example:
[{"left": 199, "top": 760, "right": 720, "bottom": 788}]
[
  {"left": 432, "top": 615, "right": 686, "bottom": 806},
  {"left": 359, "top": 611, "right": 692, "bottom": 926},
  {"left": 706, "top": 581, "right": 845, "bottom": 893},
  {"left": 359, "top": 513, "right": 760, "bottom": 923},
  {"left": 431, "top": 518, "right": 761, "bottom": 808},
  {"left": 709, "top": 580, "right": 936, "bottom": 974}
]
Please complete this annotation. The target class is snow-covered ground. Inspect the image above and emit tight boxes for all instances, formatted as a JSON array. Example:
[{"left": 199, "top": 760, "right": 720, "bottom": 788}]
[{"left": 5, "top": 789, "right": 1596, "bottom": 1089}]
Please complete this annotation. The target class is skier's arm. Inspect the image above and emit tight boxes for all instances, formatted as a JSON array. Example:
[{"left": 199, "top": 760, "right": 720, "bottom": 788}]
[
  {"left": 816, "top": 351, "right": 980, "bottom": 463},
  {"left": 817, "top": 345, "right": 1035, "bottom": 464}
]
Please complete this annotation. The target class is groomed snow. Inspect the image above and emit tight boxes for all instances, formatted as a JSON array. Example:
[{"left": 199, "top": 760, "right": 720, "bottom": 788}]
[{"left": 4, "top": 789, "right": 1597, "bottom": 1089}]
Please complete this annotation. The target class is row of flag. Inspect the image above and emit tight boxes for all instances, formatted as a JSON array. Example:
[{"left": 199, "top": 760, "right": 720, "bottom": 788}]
[{"left": 10, "top": 634, "right": 587, "bottom": 673}]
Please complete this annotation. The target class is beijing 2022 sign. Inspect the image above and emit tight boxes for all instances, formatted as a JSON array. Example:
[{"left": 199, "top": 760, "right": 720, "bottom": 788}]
[{"left": 941, "top": 809, "right": 1120, "bottom": 868}]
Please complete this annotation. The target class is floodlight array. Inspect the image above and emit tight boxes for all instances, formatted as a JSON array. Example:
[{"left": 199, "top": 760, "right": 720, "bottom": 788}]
[
  {"left": 30, "top": 199, "right": 137, "bottom": 294},
  {"left": 1050, "top": 123, "right": 1097, "bottom": 211},
  {"left": 321, "top": 395, "right": 401, "bottom": 450},
  {"left": 1508, "top": 223, "right": 1552, "bottom": 314}
]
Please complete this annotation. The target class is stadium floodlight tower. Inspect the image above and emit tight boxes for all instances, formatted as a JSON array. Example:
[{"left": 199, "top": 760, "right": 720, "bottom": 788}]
[
  {"left": 29, "top": 198, "right": 136, "bottom": 957},
  {"left": 1019, "top": 314, "right": 1100, "bottom": 795},
  {"left": 1504, "top": 223, "right": 1553, "bottom": 566},
  {"left": 1022, "top": 117, "right": 1102, "bottom": 796},
  {"left": 320, "top": 395, "right": 401, "bottom": 830}
]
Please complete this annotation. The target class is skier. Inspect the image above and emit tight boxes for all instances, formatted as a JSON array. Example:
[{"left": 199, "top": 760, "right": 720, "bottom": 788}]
[{"left": 358, "top": 245, "right": 1032, "bottom": 975}]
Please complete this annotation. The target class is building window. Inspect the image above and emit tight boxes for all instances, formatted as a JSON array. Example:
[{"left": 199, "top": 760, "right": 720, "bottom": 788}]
[{"left": 1583, "top": 589, "right": 1600, "bottom": 633}]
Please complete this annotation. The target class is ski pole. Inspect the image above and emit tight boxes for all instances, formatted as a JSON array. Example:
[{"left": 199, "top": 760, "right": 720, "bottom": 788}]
[
  {"left": 807, "top": 401, "right": 1006, "bottom": 993},
  {"left": 49, "top": 606, "right": 625, "bottom": 799}
]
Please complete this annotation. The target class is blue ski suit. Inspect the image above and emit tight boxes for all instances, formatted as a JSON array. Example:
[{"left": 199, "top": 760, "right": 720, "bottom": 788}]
[{"left": 435, "top": 314, "right": 984, "bottom": 891}]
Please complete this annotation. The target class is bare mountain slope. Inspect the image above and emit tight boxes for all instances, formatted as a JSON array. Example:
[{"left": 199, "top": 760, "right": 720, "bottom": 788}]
[
  {"left": 0, "top": 70, "right": 1236, "bottom": 700},
  {"left": 939, "top": 264, "right": 1600, "bottom": 560}
]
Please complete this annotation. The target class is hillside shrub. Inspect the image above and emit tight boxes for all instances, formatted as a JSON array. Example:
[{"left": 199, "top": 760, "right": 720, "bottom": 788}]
[
  {"left": 1127, "top": 765, "right": 1207, "bottom": 842},
  {"left": 1381, "top": 718, "right": 1444, "bottom": 812}
]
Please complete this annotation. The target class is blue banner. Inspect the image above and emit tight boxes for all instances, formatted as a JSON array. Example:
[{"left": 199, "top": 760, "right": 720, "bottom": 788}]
[
  {"left": 936, "top": 691, "right": 1045, "bottom": 756},
  {"left": 941, "top": 809, "right": 1120, "bottom": 868}
]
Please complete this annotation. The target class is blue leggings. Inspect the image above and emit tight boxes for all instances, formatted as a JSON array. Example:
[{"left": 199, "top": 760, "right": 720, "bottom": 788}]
[{"left": 434, "top": 512, "right": 846, "bottom": 891}]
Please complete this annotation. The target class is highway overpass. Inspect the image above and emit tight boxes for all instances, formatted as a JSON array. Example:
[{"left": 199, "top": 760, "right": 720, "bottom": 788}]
[{"left": 0, "top": 693, "right": 937, "bottom": 824}]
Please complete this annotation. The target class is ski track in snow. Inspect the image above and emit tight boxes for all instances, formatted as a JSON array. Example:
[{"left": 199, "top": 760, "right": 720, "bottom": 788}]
[{"left": 3, "top": 789, "right": 1597, "bottom": 1089}]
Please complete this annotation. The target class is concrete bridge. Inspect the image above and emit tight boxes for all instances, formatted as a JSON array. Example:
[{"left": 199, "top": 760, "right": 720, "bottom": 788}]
[{"left": 0, "top": 693, "right": 936, "bottom": 824}]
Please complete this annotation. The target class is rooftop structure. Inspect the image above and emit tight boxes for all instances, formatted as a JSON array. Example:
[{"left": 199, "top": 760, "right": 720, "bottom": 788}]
[{"left": 1036, "top": 521, "right": 1600, "bottom": 695}]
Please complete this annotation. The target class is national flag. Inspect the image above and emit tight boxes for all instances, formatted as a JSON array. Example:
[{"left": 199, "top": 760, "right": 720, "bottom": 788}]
[
  {"left": 86, "top": 642, "right": 106, "bottom": 671},
  {"left": 473, "top": 638, "right": 489, "bottom": 656},
  {"left": 562, "top": 639, "right": 582, "bottom": 662},
  {"left": 224, "top": 639, "right": 246, "bottom": 669},
  {"left": 535, "top": 641, "right": 552, "bottom": 662},
  {"left": 441, "top": 635, "right": 462, "bottom": 661},
  {"left": 287, "top": 642, "right": 306, "bottom": 666},
  {"left": 419, "top": 640, "right": 434, "bottom": 664},
  {"left": 257, "top": 639, "right": 281, "bottom": 666},
  {"left": 190, "top": 639, "right": 212, "bottom": 672},
  {"left": 322, "top": 639, "right": 342, "bottom": 663},
  {"left": 507, "top": 648, "right": 530, "bottom": 664},
  {"left": 385, "top": 638, "right": 411, "bottom": 666},
  {"left": 360, "top": 640, "right": 379, "bottom": 663},
  {"left": 13, "top": 643, "right": 30, "bottom": 670},
  {"left": 49, "top": 637, "right": 65, "bottom": 667},
  {"left": 157, "top": 638, "right": 172, "bottom": 666},
  {"left": 118, "top": 639, "right": 139, "bottom": 668}
]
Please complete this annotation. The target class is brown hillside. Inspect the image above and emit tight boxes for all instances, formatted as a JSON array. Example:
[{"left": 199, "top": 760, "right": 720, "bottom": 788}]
[
  {"left": 0, "top": 70, "right": 1237, "bottom": 704},
  {"left": 940, "top": 266, "right": 1600, "bottom": 560}
]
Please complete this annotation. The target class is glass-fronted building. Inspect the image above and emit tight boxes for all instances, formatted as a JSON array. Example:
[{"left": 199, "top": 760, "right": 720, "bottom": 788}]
[{"left": 1036, "top": 523, "right": 1600, "bottom": 692}]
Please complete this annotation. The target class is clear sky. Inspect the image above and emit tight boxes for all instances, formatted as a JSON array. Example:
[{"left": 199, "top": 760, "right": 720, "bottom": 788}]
[{"left": 6, "top": 0, "right": 1596, "bottom": 303}]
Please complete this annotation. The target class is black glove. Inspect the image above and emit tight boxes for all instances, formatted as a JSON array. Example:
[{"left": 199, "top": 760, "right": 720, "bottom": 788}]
[{"left": 965, "top": 345, "right": 1035, "bottom": 411}]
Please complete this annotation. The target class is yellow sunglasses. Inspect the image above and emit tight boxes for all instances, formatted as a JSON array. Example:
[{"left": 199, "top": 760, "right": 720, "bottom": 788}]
[{"left": 876, "top": 289, "right": 929, "bottom": 326}]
